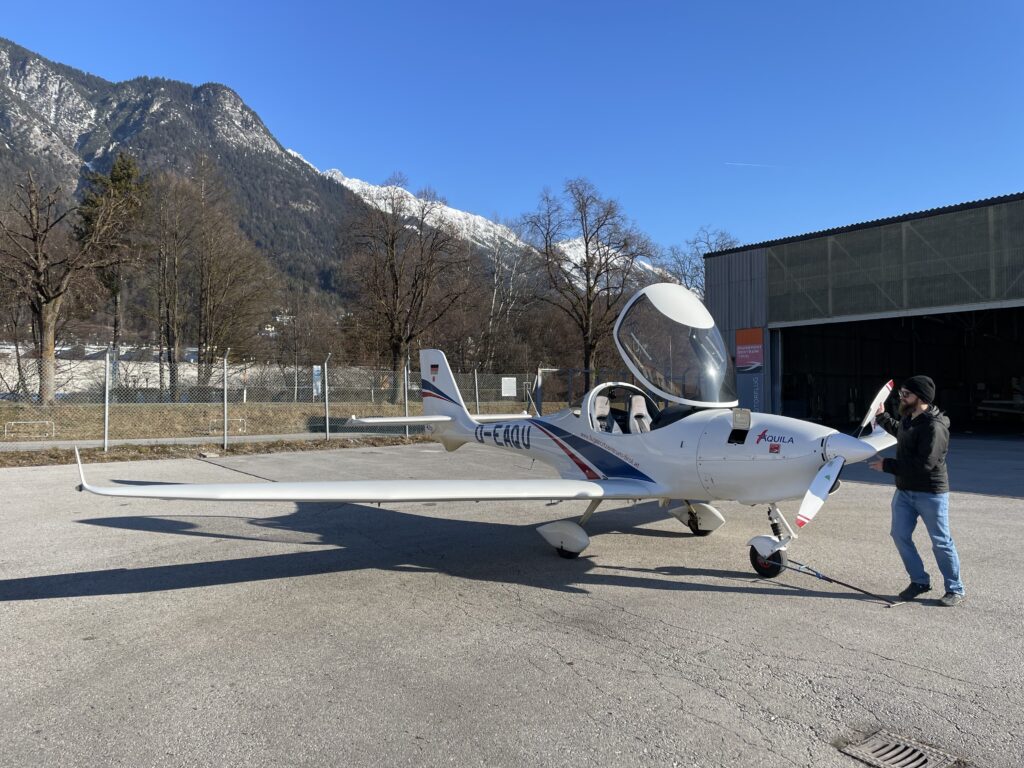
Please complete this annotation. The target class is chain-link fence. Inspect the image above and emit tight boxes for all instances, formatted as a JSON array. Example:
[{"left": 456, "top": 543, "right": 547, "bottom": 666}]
[
  {"left": 532, "top": 367, "right": 637, "bottom": 413},
  {"left": 0, "top": 346, "right": 537, "bottom": 449}
]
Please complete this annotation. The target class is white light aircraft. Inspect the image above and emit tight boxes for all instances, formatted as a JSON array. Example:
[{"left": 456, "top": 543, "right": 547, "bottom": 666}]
[{"left": 77, "top": 283, "right": 896, "bottom": 577}]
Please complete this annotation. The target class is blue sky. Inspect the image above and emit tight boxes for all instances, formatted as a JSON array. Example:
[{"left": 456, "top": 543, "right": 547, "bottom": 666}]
[{"left": 4, "top": 1, "right": 1022, "bottom": 248}]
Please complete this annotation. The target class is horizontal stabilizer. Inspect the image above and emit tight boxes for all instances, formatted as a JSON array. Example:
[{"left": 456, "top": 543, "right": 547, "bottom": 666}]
[
  {"left": 347, "top": 415, "right": 452, "bottom": 426},
  {"left": 473, "top": 413, "right": 532, "bottom": 423}
]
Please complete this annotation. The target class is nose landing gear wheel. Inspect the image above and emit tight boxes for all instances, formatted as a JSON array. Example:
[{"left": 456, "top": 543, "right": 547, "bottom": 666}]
[{"left": 749, "top": 546, "right": 787, "bottom": 578}]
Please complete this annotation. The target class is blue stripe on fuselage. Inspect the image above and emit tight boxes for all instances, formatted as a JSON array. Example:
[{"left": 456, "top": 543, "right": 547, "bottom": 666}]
[{"left": 528, "top": 419, "right": 654, "bottom": 482}]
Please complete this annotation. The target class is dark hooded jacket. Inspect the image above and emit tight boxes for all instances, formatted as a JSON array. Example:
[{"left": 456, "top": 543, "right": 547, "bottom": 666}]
[{"left": 876, "top": 407, "right": 950, "bottom": 493}]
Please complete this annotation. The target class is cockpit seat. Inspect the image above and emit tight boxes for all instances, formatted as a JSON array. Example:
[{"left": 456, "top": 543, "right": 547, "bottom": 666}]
[
  {"left": 593, "top": 395, "right": 612, "bottom": 432},
  {"left": 627, "top": 395, "right": 652, "bottom": 433}
]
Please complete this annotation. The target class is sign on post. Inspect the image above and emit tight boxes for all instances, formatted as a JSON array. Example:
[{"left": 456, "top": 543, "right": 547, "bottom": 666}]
[{"left": 312, "top": 365, "right": 322, "bottom": 400}]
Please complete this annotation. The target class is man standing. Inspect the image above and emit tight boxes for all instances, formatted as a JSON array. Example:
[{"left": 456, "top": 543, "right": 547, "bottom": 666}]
[{"left": 868, "top": 375, "right": 965, "bottom": 606}]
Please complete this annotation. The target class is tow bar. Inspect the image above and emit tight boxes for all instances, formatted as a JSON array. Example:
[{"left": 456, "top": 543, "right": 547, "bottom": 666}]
[{"left": 780, "top": 559, "right": 899, "bottom": 607}]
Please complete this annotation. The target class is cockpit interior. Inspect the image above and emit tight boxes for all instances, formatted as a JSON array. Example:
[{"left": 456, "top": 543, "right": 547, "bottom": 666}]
[{"left": 584, "top": 382, "right": 695, "bottom": 435}]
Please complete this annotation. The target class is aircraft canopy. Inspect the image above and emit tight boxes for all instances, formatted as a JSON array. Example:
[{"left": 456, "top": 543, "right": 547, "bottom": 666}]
[{"left": 612, "top": 283, "right": 738, "bottom": 407}]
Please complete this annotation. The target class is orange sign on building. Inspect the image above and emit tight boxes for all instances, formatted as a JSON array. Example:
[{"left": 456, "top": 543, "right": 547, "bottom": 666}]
[{"left": 736, "top": 327, "right": 764, "bottom": 372}]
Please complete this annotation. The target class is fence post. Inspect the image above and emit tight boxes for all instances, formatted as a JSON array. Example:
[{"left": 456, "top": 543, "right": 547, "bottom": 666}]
[
  {"left": 474, "top": 369, "right": 480, "bottom": 414},
  {"left": 324, "top": 353, "right": 332, "bottom": 440},
  {"left": 222, "top": 349, "right": 230, "bottom": 451},
  {"left": 403, "top": 358, "right": 410, "bottom": 439},
  {"left": 103, "top": 349, "right": 110, "bottom": 453}
]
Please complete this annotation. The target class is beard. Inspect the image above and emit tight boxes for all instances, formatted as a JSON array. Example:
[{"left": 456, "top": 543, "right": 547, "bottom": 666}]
[{"left": 898, "top": 400, "right": 916, "bottom": 417}]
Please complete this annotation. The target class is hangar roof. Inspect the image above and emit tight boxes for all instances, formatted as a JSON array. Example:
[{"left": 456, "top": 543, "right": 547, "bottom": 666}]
[{"left": 706, "top": 191, "right": 1024, "bottom": 259}]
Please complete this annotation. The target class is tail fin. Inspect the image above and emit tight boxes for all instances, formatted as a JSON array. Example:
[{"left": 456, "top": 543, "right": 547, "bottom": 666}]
[
  {"left": 418, "top": 350, "right": 477, "bottom": 452},
  {"left": 419, "top": 349, "right": 469, "bottom": 417}
]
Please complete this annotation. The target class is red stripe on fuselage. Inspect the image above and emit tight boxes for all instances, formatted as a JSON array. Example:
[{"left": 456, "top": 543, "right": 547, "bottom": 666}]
[{"left": 532, "top": 423, "right": 601, "bottom": 480}]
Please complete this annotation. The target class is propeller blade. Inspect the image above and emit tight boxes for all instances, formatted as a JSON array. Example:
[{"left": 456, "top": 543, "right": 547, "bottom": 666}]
[
  {"left": 796, "top": 456, "right": 845, "bottom": 528},
  {"left": 858, "top": 379, "right": 894, "bottom": 433}
]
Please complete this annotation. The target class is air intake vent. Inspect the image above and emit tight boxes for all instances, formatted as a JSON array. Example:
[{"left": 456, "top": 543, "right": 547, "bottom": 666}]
[{"left": 840, "top": 730, "right": 963, "bottom": 768}]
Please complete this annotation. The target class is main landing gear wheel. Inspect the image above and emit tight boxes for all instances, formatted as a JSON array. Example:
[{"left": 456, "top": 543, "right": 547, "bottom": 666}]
[
  {"left": 687, "top": 511, "right": 713, "bottom": 537},
  {"left": 537, "top": 521, "right": 589, "bottom": 559},
  {"left": 749, "top": 546, "right": 787, "bottom": 578}
]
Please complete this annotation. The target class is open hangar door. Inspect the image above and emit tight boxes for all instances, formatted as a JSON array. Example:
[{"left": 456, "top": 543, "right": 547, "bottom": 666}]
[{"left": 777, "top": 305, "right": 1024, "bottom": 433}]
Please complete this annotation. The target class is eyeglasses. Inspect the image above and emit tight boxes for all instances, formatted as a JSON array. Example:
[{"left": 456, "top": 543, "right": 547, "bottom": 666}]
[{"left": 898, "top": 390, "right": 914, "bottom": 399}]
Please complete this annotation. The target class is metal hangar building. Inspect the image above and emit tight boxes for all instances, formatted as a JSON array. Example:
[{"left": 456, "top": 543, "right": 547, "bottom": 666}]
[{"left": 704, "top": 192, "right": 1024, "bottom": 431}]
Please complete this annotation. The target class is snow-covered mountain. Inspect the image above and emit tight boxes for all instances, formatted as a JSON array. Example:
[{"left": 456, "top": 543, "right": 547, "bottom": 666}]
[
  {"left": 322, "top": 168, "right": 525, "bottom": 255},
  {"left": 555, "top": 237, "right": 666, "bottom": 280},
  {"left": 322, "top": 168, "right": 664, "bottom": 278}
]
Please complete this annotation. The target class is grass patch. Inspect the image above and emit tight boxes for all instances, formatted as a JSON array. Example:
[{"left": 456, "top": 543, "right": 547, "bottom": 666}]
[{"left": 0, "top": 400, "right": 539, "bottom": 441}]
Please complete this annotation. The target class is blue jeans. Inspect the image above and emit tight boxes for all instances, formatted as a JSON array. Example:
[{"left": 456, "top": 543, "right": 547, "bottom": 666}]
[{"left": 890, "top": 490, "right": 964, "bottom": 595}]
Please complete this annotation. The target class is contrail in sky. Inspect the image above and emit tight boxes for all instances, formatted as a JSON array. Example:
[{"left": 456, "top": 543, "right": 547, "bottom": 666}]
[{"left": 724, "top": 161, "right": 785, "bottom": 168}]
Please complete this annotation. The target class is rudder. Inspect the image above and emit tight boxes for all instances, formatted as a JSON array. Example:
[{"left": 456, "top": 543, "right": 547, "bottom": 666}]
[{"left": 419, "top": 349, "right": 470, "bottom": 418}]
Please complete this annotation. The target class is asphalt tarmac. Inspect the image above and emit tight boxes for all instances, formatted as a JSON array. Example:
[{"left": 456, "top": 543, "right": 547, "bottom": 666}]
[{"left": 1, "top": 441, "right": 1021, "bottom": 767}]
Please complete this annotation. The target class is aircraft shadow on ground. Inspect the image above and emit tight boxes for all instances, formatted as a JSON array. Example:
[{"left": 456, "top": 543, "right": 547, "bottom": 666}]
[{"left": 0, "top": 500, "right": 886, "bottom": 603}]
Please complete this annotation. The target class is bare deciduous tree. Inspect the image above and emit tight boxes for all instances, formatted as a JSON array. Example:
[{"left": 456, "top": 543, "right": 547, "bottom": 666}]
[
  {"left": 475, "top": 220, "right": 533, "bottom": 370},
  {"left": 189, "top": 158, "right": 277, "bottom": 383},
  {"left": 0, "top": 171, "right": 137, "bottom": 403},
  {"left": 138, "top": 171, "right": 197, "bottom": 398},
  {"left": 136, "top": 164, "right": 278, "bottom": 394},
  {"left": 522, "top": 178, "right": 655, "bottom": 390},
  {"left": 0, "top": 274, "right": 32, "bottom": 397},
  {"left": 658, "top": 226, "right": 738, "bottom": 298},
  {"left": 343, "top": 175, "right": 469, "bottom": 397}
]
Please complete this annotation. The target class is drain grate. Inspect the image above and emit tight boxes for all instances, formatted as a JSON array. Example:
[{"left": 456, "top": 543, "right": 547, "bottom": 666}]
[{"left": 841, "top": 730, "right": 963, "bottom": 768}]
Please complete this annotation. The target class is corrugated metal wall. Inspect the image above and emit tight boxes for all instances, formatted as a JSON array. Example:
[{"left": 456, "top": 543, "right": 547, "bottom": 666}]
[
  {"left": 704, "top": 247, "right": 768, "bottom": 356},
  {"left": 705, "top": 248, "right": 772, "bottom": 412},
  {"left": 764, "top": 197, "right": 1024, "bottom": 324},
  {"left": 705, "top": 195, "right": 1024, "bottom": 418}
]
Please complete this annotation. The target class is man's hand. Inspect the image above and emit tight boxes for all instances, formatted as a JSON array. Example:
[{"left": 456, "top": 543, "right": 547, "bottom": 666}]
[
  {"left": 876, "top": 402, "right": 885, "bottom": 415},
  {"left": 868, "top": 459, "right": 884, "bottom": 472}
]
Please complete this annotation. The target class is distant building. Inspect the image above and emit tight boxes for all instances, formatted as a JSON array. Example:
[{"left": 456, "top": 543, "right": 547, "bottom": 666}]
[{"left": 705, "top": 192, "right": 1024, "bottom": 430}]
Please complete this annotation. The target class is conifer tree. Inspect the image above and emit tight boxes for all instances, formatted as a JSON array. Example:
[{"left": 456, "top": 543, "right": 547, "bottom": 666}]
[{"left": 75, "top": 153, "right": 146, "bottom": 373}]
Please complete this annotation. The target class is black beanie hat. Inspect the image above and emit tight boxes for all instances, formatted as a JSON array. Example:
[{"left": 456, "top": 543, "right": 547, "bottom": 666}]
[{"left": 902, "top": 375, "right": 936, "bottom": 404}]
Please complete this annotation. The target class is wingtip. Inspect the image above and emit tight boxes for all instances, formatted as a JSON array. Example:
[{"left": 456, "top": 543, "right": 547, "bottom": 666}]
[{"left": 74, "top": 446, "right": 88, "bottom": 491}]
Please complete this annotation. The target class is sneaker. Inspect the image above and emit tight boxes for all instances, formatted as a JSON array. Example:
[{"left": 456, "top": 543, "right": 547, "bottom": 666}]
[
  {"left": 940, "top": 592, "right": 965, "bottom": 607},
  {"left": 898, "top": 582, "right": 931, "bottom": 600}
]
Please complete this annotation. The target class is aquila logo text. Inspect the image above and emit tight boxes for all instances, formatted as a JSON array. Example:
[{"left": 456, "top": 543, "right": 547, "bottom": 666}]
[{"left": 755, "top": 429, "right": 794, "bottom": 445}]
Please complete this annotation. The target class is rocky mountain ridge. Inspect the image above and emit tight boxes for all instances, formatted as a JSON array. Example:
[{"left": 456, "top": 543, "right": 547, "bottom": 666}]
[
  {"left": 1, "top": 37, "right": 662, "bottom": 298},
  {"left": 0, "top": 37, "right": 365, "bottom": 291}
]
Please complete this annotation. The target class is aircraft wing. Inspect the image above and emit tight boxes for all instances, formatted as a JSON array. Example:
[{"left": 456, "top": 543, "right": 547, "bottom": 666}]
[{"left": 75, "top": 450, "right": 665, "bottom": 503}]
